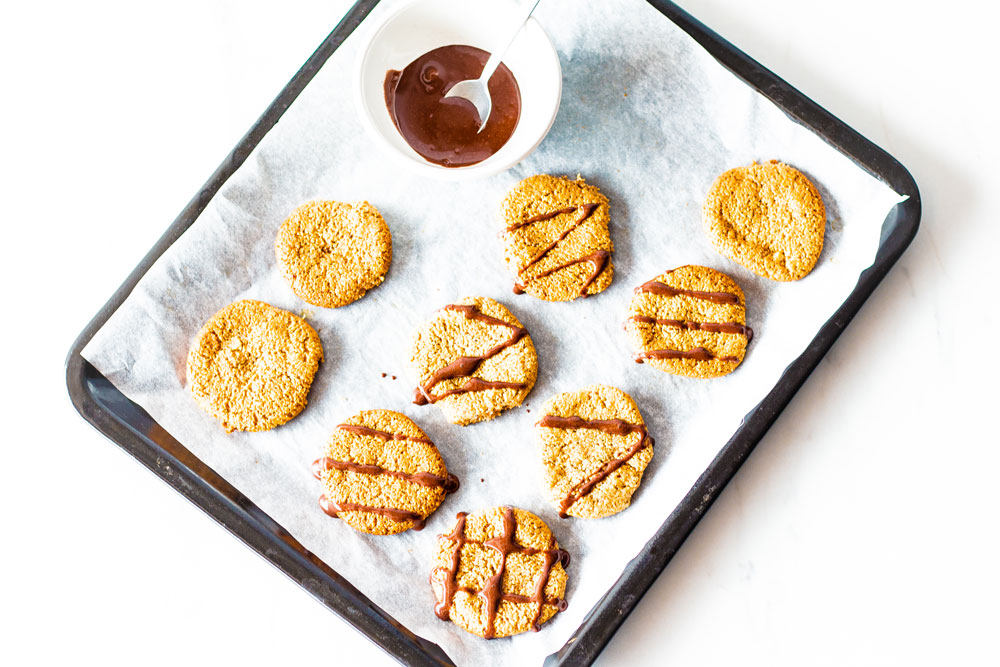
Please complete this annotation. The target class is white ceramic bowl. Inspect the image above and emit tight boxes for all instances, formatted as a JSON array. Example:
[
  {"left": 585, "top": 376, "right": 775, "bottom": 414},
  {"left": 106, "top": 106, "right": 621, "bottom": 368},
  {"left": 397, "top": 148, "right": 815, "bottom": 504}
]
[{"left": 355, "top": 0, "right": 562, "bottom": 180}]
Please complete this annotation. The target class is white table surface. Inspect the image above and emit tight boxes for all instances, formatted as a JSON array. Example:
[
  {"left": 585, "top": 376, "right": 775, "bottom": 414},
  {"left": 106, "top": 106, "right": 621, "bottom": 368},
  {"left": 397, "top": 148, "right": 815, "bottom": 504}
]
[{"left": 3, "top": 0, "right": 998, "bottom": 664}]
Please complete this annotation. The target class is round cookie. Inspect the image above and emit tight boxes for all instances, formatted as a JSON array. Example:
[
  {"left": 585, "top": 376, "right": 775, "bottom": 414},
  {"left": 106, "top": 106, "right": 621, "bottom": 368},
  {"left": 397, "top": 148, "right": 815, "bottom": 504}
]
[
  {"left": 409, "top": 296, "right": 537, "bottom": 426},
  {"left": 703, "top": 160, "right": 826, "bottom": 281},
  {"left": 275, "top": 199, "right": 392, "bottom": 308},
  {"left": 499, "top": 174, "right": 613, "bottom": 301},
  {"left": 312, "top": 410, "right": 459, "bottom": 535},
  {"left": 625, "top": 265, "right": 752, "bottom": 378},
  {"left": 187, "top": 299, "right": 324, "bottom": 432},
  {"left": 537, "top": 385, "right": 654, "bottom": 519},
  {"left": 430, "top": 506, "right": 570, "bottom": 638}
]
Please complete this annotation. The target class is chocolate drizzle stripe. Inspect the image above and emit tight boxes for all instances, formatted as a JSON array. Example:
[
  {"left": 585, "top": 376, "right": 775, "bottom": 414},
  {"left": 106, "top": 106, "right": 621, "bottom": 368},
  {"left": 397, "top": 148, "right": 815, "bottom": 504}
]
[
  {"left": 628, "top": 314, "right": 753, "bottom": 340},
  {"left": 336, "top": 423, "right": 433, "bottom": 444},
  {"left": 432, "top": 508, "right": 570, "bottom": 637},
  {"left": 506, "top": 205, "right": 579, "bottom": 232},
  {"left": 318, "top": 495, "right": 426, "bottom": 530},
  {"left": 414, "top": 304, "right": 529, "bottom": 406},
  {"left": 636, "top": 280, "right": 742, "bottom": 305},
  {"left": 313, "top": 457, "right": 460, "bottom": 493},
  {"left": 538, "top": 415, "right": 653, "bottom": 518},
  {"left": 636, "top": 347, "right": 739, "bottom": 363}
]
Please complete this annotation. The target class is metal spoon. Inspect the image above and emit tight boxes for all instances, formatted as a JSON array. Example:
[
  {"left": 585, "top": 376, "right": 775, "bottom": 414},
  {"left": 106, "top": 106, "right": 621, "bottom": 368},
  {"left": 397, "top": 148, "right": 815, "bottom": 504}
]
[{"left": 443, "top": 0, "right": 543, "bottom": 132}]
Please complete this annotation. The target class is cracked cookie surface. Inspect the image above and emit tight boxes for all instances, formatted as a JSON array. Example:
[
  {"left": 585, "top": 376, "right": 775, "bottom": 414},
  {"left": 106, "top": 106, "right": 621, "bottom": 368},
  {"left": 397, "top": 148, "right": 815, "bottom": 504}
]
[
  {"left": 187, "top": 299, "right": 324, "bottom": 432},
  {"left": 703, "top": 161, "right": 825, "bottom": 281},
  {"left": 499, "top": 174, "right": 613, "bottom": 301},
  {"left": 625, "top": 265, "right": 751, "bottom": 378},
  {"left": 275, "top": 199, "right": 392, "bottom": 308}
]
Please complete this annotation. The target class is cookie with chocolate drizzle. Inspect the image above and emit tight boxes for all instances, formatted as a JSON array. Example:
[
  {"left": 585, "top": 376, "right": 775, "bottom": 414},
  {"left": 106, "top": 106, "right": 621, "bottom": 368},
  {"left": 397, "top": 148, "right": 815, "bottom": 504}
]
[
  {"left": 430, "top": 506, "right": 569, "bottom": 638},
  {"left": 625, "top": 265, "right": 752, "bottom": 378},
  {"left": 537, "top": 385, "right": 654, "bottom": 519},
  {"left": 312, "top": 409, "right": 459, "bottom": 535},
  {"left": 408, "top": 297, "right": 537, "bottom": 425},
  {"left": 499, "top": 174, "right": 613, "bottom": 301}
]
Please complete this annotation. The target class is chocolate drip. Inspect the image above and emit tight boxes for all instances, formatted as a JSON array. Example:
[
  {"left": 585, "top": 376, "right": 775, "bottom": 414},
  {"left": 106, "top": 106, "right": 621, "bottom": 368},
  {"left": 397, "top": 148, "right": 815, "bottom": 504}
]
[
  {"left": 431, "top": 508, "right": 569, "bottom": 636},
  {"left": 433, "top": 512, "right": 468, "bottom": 621},
  {"left": 538, "top": 415, "right": 653, "bottom": 518},
  {"left": 414, "top": 377, "right": 528, "bottom": 405},
  {"left": 414, "top": 304, "right": 529, "bottom": 405},
  {"left": 318, "top": 495, "right": 426, "bottom": 530},
  {"left": 637, "top": 280, "right": 741, "bottom": 305},
  {"left": 506, "top": 206, "right": 579, "bottom": 232},
  {"left": 337, "top": 423, "right": 433, "bottom": 444},
  {"left": 628, "top": 315, "right": 752, "bottom": 340},
  {"left": 313, "top": 457, "right": 459, "bottom": 493},
  {"left": 636, "top": 347, "right": 739, "bottom": 363}
]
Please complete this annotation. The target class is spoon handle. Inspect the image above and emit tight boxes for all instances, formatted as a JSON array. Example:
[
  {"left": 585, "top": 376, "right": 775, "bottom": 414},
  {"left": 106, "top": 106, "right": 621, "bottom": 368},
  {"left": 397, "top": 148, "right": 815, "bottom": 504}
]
[{"left": 479, "top": 0, "right": 543, "bottom": 83}]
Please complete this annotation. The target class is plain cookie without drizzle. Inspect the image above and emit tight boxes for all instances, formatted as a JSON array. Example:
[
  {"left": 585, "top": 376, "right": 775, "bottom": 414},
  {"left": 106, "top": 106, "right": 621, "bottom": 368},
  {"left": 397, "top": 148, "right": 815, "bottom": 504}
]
[
  {"left": 703, "top": 161, "right": 826, "bottom": 281},
  {"left": 499, "top": 174, "right": 613, "bottom": 301},
  {"left": 409, "top": 296, "right": 537, "bottom": 426},
  {"left": 275, "top": 199, "right": 392, "bottom": 308},
  {"left": 187, "top": 299, "right": 324, "bottom": 432},
  {"left": 312, "top": 409, "right": 458, "bottom": 536},
  {"left": 537, "top": 385, "right": 654, "bottom": 519},
  {"left": 430, "top": 506, "right": 570, "bottom": 639},
  {"left": 625, "top": 265, "right": 752, "bottom": 378}
]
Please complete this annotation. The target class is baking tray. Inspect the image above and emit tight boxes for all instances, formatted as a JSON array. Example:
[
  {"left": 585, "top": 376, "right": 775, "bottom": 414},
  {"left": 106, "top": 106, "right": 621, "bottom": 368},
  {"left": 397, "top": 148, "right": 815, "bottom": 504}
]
[{"left": 65, "top": 1, "right": 920, "bottom": 664}]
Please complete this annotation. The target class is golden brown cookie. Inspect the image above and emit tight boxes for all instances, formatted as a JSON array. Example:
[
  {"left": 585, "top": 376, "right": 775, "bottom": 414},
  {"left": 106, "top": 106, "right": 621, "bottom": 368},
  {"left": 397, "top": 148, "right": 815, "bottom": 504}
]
[
  {"left": 409, "top": 297, "right": 537, "bottom": 425},
  {"left": 537, "top": 385, "right": 654, "bottom": 519},
  {"left": 499, "top": 174, "right": 613, "bottom": 301},
  {"left": 312, "top": 410, "right": 459, "bottom": 535},
  {"left": 187, "top": 299, "right": 324, "bottom": 432},
  {"left": 430, "top": 506, "right": 570, "bottom": 638},
  {"left": 275, "top": 200, "right": 392, "bottom": 308},
  {"left": 624, "top": 266, "right": 752, "bottom": 378},
  {"left": 703, "top": 161, "right": 825, "bottom": 281}
]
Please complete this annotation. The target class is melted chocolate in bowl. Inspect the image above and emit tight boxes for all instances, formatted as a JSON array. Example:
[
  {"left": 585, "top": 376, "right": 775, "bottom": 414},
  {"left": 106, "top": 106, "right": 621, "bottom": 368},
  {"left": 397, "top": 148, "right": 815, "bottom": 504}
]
[{"left": 384, "top": 44, "right": 521, "bottom": 168}]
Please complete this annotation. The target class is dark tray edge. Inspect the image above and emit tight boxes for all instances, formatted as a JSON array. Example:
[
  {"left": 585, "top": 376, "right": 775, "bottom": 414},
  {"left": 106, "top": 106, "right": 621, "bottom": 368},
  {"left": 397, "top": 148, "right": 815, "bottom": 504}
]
[
  {"left": 65, "top": 1, "right": 921, "bottom": 666},
  {"left": 543, "top": 2, "right": 921, "bottom": 664}
]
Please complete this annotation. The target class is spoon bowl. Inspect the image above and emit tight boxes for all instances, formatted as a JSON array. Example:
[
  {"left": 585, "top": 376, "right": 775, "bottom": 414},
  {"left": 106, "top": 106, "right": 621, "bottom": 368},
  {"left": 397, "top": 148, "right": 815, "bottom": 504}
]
[{"left": 355, "top": 0, "right": 562, "bottom": 180}]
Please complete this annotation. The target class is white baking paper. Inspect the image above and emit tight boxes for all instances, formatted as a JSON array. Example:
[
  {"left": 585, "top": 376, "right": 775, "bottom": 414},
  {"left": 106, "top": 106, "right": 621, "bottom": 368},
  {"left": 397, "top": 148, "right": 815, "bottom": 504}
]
[{"left": 83, "top": 0, "right": 904, "bottom": 664}]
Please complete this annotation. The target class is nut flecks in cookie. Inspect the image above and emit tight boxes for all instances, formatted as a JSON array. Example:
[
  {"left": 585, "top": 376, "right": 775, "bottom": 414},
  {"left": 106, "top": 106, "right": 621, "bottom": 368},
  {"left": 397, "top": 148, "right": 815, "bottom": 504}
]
[
  {"left": 430, "top": 507, "right": 570, "bottom": 638},
  {"left": 312, "top": 410, "right": 458, "bottom": 536},
  {"left": 703, "top": 161, "right": 826, "bottom": 281},
  {"left": 537, "top": 385, "right": 654, "bottom": 519},
  {"left": 624, "top": 265, "right": 751, "bottom": 378},
  {"left": 500, "top": 174, "right": 613, "bottom": 301},
  {"left": 275, "top": 199, "right": 392, "bottom": 308},
  {"left": 187, "top": 299, "right": 323, "bottom": 432},
  {"left": 409, "top": 297, "right": 537, "bottom": 425}
]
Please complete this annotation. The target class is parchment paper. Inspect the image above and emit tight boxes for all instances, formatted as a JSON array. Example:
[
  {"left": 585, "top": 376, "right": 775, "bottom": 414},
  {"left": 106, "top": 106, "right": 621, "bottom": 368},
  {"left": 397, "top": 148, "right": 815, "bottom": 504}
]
[{"left": 83, "top": 0, "right": 904, "bottom": 664}]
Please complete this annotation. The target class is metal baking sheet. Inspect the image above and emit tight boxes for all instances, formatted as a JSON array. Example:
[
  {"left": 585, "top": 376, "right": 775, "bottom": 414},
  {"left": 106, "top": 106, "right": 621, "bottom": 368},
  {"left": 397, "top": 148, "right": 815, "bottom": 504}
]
[{"left": 65, "top": 1, "right": 920, "bottom": 665}]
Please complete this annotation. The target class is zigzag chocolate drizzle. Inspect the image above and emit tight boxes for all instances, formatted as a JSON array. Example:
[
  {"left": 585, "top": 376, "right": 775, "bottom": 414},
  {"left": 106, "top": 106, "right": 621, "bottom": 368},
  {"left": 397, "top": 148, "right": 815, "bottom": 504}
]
[
  {"left": 413, "top": 304, "right": 529, "bottom": 405},
  {"left": 431, "top": 508, "right": 570, "bottom": 637},
  {"left": 507, "top": 203, "right": 610, "bottom": 297},
  {"left": 537, "top": 415, "right": 653, "bottom": 517}
]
